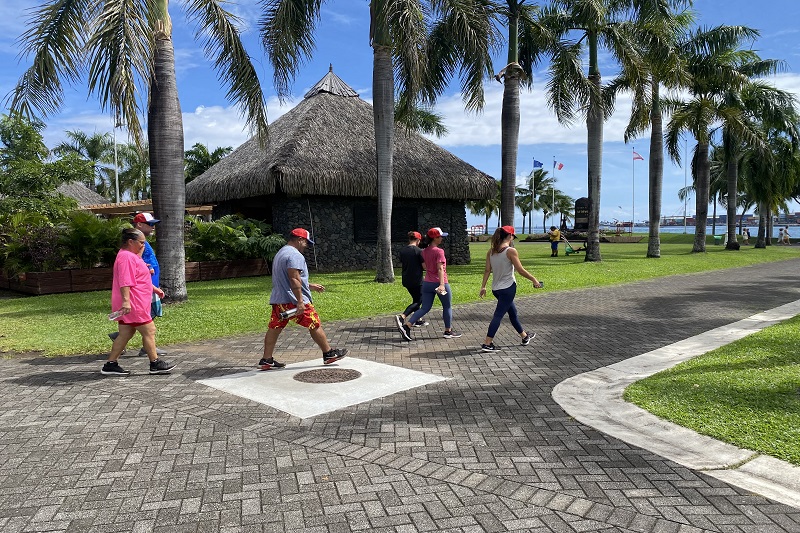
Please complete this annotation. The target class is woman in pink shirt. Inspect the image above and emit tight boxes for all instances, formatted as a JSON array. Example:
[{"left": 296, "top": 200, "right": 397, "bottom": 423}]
[
  {"left": 101, "top": 228, "right": 175, "bottom": 376},
  {"left": 398, "top": 227, "right": 461, "bottom": 341}
]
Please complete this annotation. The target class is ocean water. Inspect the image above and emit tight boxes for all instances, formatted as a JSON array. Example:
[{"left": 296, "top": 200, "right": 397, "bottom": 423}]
[{"left": 474, "top": 224, "right": 793, "bottom": 239}]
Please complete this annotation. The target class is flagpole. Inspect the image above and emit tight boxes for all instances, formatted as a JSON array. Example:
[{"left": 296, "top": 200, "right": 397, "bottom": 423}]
[
  {"left": 531, "top": 157, "right": 535, "bottom": 234},
  {"left": 553, "top": 157, "right": 556, "bottom": 230},
  {"left": 632, "top": 147, "right": 635, "bottom": 232}
]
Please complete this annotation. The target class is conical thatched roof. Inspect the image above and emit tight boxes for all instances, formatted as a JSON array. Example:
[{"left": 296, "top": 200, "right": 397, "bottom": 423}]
[
  {"left": 186, "top": 68, "right": 496, "bottom": 204},
  {"left": 57, "top": 181, "right": 108, "bottom": 206}
]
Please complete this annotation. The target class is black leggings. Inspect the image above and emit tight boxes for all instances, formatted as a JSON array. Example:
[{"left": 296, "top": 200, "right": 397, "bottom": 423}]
[{"left": 402, "top": 284, "right": 422, "bottom": 317}]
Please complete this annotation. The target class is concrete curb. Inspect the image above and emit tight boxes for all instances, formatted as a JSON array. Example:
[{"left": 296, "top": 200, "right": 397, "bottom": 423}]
[{"left": 553, "top": 299, "right": 800, "bottom": 509}]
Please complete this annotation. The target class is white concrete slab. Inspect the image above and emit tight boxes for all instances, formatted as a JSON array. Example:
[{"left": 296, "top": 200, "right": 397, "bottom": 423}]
[{"left": 197, "top": 357, "right": 448, "bottom": 419}]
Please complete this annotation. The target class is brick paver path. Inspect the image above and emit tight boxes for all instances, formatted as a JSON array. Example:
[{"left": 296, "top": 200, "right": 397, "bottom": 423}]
[{"left": 2, "top": 259, "right": 800, "bottom": 532}]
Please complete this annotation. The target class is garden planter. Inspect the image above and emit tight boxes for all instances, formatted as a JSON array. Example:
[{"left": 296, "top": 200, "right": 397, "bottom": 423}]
[{"left": 6, "top": 259, "right": 271, "bottom": 295}]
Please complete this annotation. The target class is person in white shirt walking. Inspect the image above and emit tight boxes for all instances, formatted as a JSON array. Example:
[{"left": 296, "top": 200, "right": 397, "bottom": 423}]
[{"left": 478, "top": 226, "right": 542, "bottom": 352}]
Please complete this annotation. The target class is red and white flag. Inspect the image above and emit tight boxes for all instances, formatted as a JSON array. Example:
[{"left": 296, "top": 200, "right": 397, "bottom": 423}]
[{"left": 633, "top": 151, "right": 644, "bottom": 161}]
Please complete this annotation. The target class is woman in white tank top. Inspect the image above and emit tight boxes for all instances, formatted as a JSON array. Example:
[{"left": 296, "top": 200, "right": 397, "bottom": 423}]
[{"left": 478, "top": 226, "right": 542, "bottom": 352}]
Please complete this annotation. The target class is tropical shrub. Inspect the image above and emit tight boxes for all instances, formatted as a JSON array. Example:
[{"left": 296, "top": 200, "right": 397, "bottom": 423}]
[
  {"left": 59, "top": 211, "right": 128, "bottom": 269},
  {"left": 185, "top": 215, "right": 284, "bottom": 262},
  {"left": 0, "top": 211, "right": 65, "bottom": 274}
]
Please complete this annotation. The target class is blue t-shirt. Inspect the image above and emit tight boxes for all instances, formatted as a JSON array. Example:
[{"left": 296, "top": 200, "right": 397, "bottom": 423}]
[
  {"left": 270, "top": 245, "right": 312, "bottom": 305},
  {"left": 142, "top": 241, "right": 160, "bottom": 287}
]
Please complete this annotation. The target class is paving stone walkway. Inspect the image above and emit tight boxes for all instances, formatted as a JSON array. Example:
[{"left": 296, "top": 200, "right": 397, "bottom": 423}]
[{"left": 2, "top": 259, "right": 800, "bottom": 532}]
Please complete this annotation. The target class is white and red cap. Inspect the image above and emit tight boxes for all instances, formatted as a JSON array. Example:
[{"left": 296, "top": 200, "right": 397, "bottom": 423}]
[
  {"left": 133, "top": 212, "right": 159, "bottom": 225},
  {"left": 290, "top": 228, "right": 315, "bottom": 244},
  {"left": 427, "top": 227, "right": 448, "bottom": 239}
]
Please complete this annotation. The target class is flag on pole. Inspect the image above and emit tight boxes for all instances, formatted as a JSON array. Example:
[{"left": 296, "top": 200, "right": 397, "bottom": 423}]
[
  {"left": 556, "top": 162, "right": 564, "bottom": 170},
  {"left": 533, "top": 159, "right": 543, "bottom": 168},
  {"left": 633, "top": 151, "right": 644, "bottom": 161}
]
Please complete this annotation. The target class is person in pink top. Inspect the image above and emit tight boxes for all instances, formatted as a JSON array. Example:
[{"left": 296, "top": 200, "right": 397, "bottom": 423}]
[
  {"left": 101, "top": 228, "right": 176, "bottom": 376},
  {"left": 397, "top": 227, "right": 462, "bottom": 341}
]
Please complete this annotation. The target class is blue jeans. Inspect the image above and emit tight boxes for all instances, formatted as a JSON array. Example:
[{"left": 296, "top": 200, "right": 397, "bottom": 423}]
[
  {"left": 486, "top": 283, "right": 523, "bottom": 338},
  {"left": 408, "top": 281, "right": 452, "bottom": 329}
]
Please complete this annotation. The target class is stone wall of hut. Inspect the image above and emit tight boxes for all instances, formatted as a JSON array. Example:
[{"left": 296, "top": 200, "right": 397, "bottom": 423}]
[{"left": 265, "top": 195, "right": 471, "bottom": 272}]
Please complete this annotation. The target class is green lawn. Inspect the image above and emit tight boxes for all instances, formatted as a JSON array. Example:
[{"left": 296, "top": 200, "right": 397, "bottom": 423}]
[
  {"left": 2, "top": 234, "right": 798, "bottom": 465},
  {"left": 625, "top": 316, "right": 800, "bottom": 466}
]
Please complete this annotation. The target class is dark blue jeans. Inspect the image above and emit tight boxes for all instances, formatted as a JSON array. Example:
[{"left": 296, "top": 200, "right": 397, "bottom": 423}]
[
  {"left": 408, "top": 281, "right": 452, "bottom": 329},
  {"left": 402, "top": 283, "right": 422, "bottom": 318},
  {"left": 486, "top": 283, "right": 523, "bottom": 338}
]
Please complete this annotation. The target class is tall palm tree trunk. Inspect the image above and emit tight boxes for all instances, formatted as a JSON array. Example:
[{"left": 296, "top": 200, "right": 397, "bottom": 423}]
[
  {"left": 585, "top": 70, "right": 603, "bottom": 262},
  {"left": 647, "top": 80, "right": 663, "bottom": 258},
  {"left": 148, "top": 26, "right": 187, "bottom": 302},
  {"left": 725, "top": 157, "right": 739, "bottom": 249},
  {"left": 755, "top": 203, "right": 767, "bottom": 248},
  {"left": 692, "top": 141, "right": 710, "bottom": 252},
  {"left": 500, "top": 69, "right": 521, "bottom": 228},
  {"left": 373, "top": 44, "right": 395, "bottom": 283}
]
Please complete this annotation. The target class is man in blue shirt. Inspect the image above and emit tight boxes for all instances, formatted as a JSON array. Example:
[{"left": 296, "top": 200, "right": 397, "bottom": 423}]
[
  {"left": 259, "top": 228, "right": 347, "bottom": 370},
  {"left": 108, "top": 212, "right": 167, "bottom": 356}
]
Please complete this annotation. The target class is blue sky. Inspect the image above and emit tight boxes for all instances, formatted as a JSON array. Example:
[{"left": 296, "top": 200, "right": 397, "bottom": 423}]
[{"left": 2, "top": 1, "right": 800, "bottom": 230}]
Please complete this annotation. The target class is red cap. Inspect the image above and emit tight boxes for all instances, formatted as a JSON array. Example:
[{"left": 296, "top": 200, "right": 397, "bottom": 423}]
[
  {"left": 411, "top": 231, "right": 422, "bottom": 241},
  {"left": 501, "top": 225, "right": 517, "bottom": 238},
  {"left": 427, "top": 227, "right": 449, "bottom": 239},
  {"left": 133, "top": 212, "right": 159, "bottom": 225},
  {"left": 290, "top": 228, "right": 315, "bottom": 244}
]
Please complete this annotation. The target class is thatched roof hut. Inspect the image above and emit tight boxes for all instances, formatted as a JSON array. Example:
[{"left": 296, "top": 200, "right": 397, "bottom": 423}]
[
  {"left": 185, "top": 67, "right": 496, "bottom": 271},
  {"left": 56, "top": 181, "right": 108, "bottom": 206},
  {"left": 186, "top": 68, "right": 495, "bottom": 205}
]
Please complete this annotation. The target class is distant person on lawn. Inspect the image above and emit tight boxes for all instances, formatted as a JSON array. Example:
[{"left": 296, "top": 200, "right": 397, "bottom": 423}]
[
  {"left": 108, "top": 212, "right": 167, "bottom": 357},
  {"left": 260, "top": 228, "right": 348, "bottom": 370},
  {"left": 395, "top": 231, "right": 428, "bottom": 332},
  {"left": 102, "top": 228, "right": 176, "bottom": 376},
  {"left": 548, "top": 226, "right": 561, "bottom": 257}
]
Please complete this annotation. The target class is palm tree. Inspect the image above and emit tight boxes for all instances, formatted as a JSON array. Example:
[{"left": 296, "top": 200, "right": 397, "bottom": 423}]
[
  {"left": 610, "top": 2, "right": 693, "bottom": 258},
  {"left": 52, "top": 130, "right": 115, "bottom": 196},
  {"left": 516, "top": 167, "right": 554, "bottom": 233},
  {"left": 185, "top": 143, "right": 233, "bottom": 184},
  {"left": 665, "top": 25, "right": 769, "bottom": 253},
  {"left": 541, "top": 0, "right": 645, "bottom": 262},
  {"left": 117, "top": 142, "right": 151, "bottom": 201},
  {"left": 468, "top": 180, "right": 502, "bottom": 233},
  {"left": 494, "top": 2, "right": 555, "bottom": 228},
  {"left": 719, "top": 80, "right": 798, "bottom": 250},
  {"left": 9, "top": 0, "right": 270, "bottom": 302},
  {"left": 262, "top": 0, "right": 495, "bottom": 283}
]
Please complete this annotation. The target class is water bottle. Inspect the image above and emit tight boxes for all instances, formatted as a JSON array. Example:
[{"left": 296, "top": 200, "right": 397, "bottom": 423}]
[
  {"left": 108, "top": 310, "right": 124, "bottom": 320},
  {"left": 279, "top": 308, "right": 298, "bottom": 320}
]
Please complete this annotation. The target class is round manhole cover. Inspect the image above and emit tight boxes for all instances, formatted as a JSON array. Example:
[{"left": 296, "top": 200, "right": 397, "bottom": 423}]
[{"left": 293, "top": 368, "right": 362, "bottom": 383}]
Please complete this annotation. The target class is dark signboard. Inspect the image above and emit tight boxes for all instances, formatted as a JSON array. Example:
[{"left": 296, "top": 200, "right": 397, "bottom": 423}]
[{"left": 574, "top": 197, "right": 589, "bottom": 231}]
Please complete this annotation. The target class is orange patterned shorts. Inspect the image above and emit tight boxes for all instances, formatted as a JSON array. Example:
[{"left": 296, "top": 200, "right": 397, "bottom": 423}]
[{"left": 268, "top": 303, "right": 321, "bottom": 330}]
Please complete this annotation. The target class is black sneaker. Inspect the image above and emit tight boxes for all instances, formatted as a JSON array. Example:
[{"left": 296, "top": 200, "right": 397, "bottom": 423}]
[
  {"left": 108, "top": 331, "right": 119, "bottom": 341},
  {"left": 258, "top": 358, "right": 286, "bottom": 370},
  {"left": 413, "top": 320, "right": 429, "bottom": 328},
  {"left": 149, "top": 359, "right": 176, "bottom": 375},
  {"left": 443, "top": 330, "right": 462, "bottom": 339},
  {"left": 323, "top": 348, "right": 348, "bottom": 364},
  {"left": 400, "top": 324, "right": 413, "bottom": 341},
  {"left": 481, "top": 343, "right": 501, "bottom": 352},
  {"left": 138, "top": 347, "right": 168, "bottom": 357},
  {"left": 521, "top": 332, "right": 536, "bottom": 346},
  {"left": 100, "top": 361, "right": 130, "bottom": 376}
]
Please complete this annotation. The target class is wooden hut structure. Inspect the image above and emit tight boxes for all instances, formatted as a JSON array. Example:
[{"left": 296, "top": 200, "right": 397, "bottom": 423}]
[{"left": 186, "top": 67, "right": 496, "bottom": 271}]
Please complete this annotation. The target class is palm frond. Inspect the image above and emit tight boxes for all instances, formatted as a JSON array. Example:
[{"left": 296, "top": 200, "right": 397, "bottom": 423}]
[
  {"left": 259, "top": 0, "right": 323, "bottom": 100},
  {"left": 6, "top": 0, "right": 92, "bottom": 118},
  {"left": 187, "top": 0, "right": 270, "bottom": 143}
]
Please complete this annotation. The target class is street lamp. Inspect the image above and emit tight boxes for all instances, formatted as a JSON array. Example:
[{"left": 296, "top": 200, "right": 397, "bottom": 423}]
[{"left": 112, "top": 115, "right": 123, "bottom": 204}]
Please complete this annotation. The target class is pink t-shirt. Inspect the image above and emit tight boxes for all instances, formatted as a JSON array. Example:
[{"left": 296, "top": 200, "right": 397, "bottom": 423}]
[
  {"left": 422, "top": 246, "right": 448, "bottom": 284},
  {"left": 111, "top": 249, "right": 154, "bottom": 324}
]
